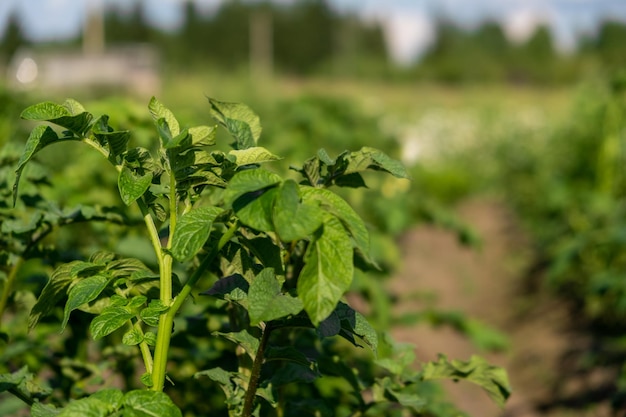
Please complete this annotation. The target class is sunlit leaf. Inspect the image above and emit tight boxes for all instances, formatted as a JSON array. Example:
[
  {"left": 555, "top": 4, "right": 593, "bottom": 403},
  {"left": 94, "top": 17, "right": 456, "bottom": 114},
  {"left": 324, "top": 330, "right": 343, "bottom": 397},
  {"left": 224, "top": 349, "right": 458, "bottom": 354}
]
[
  {"left": 298, "top": 216, "right": 354, "bottom": 325},
  {"left": 208, "top": 98, "right": 261, "bottom": 149},
  {"left": 422, "top": 354, "right": 511, "bottom": 407},
  {"left": 62, "top": 275, "right": 109, "bottom": 330},
  {"left": 123, "top": 390, "right": 182, "bottom": 417},
  {"left": 273, "top": 180, "right": 323, "bottom": 242},
  {"left": 170, "top": 206, "right": 223, "bottom": 262},
  {"left": 148, "top": 97, "right": 180, "bottom": 136},
  {"left": 228, "top": 147, "right": 280, "bottom": 166},
  {"left": 90, "top": 306, "right": 133, "bottom": 340}
]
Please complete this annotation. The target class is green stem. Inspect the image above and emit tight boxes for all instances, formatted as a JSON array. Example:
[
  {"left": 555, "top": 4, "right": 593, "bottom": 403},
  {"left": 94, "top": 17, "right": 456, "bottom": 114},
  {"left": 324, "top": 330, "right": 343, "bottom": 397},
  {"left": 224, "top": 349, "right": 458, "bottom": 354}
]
[
  {"left": 151, "top": 220, "right": 238, "bottom": 391},
  {"left": 241, "top": 323, "right": 271, "bottom": 417},
  {"left": 0, "top": 257, "right": 24, "bottom": 324},
  {"left": 127, "top": 320, "right": 153, "bottom": 375}
]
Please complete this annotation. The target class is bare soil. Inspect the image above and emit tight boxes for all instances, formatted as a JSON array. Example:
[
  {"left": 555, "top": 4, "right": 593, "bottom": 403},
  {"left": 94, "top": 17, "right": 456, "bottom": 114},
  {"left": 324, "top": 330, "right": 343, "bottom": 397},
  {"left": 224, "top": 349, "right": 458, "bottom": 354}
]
[{"left": 387, "top": 198, "right": 615, "bottom": 417}]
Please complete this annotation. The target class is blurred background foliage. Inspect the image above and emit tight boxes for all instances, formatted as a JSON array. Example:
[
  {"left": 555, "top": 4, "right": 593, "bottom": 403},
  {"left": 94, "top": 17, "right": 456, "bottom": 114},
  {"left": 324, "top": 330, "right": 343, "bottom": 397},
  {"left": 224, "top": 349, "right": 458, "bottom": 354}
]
[{"left": 1, "top": 0, "right": 626, "bottom": 415}]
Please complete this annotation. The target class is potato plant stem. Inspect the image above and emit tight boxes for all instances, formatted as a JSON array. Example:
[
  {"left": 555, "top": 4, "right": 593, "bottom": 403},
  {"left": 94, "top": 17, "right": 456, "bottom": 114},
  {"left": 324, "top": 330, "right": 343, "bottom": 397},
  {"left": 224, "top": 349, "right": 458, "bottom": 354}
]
[
  {"left": 0, "top": 257, "right": 24, "bottom": 324},
  {"left": 242, "top": 323, "right": 271, "bottom": 417}
]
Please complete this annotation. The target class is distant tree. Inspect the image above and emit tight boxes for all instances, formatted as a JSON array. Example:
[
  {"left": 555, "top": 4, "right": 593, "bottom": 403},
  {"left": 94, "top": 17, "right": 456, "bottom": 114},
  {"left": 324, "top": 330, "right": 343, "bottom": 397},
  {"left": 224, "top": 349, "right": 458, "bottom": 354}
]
[
  {"left": 0, "top": 9, "right": 28, "bottom": 62},
  {"left": 273, "top": 0, "right": 335, "bottom": 74},
  {"left": 595, "top": 20, "right": 626, "bottom": 69}
]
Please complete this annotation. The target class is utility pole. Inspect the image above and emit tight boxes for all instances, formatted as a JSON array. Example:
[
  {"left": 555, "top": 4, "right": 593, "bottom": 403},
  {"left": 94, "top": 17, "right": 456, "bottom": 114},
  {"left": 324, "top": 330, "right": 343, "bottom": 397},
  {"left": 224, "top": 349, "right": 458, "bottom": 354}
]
[
  {"left": 83, "top": 0, "right": 105, "bottom": 55},
  {"left": 250, "top": 7, "right": 273, "bottom": 81}
]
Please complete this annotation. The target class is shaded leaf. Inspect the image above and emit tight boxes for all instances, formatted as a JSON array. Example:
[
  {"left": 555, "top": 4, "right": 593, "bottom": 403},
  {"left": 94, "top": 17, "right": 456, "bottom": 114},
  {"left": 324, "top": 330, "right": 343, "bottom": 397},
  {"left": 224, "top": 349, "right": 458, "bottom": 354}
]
[
  {"left": 343, "top": 147, "right": 409, "bottom": 179},
  {"left": 222, "top": 169, "right": 282, "bottom": 207},
  {"left": 29, "top": 262, "right": 78, "bottom": 329},
  {"left": 248, "top": 268, "right": 303, "bottom": 326},
  {"left": 13, "top": 125, "right": 61, "bottom": 206}
]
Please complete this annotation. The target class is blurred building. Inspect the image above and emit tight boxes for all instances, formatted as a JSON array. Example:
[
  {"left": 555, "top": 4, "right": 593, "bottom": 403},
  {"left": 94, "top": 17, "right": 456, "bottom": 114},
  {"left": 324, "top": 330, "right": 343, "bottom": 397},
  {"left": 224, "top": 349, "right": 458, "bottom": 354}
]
[{"left": 6, "top": 44, "right": 160, "bottom": 96}]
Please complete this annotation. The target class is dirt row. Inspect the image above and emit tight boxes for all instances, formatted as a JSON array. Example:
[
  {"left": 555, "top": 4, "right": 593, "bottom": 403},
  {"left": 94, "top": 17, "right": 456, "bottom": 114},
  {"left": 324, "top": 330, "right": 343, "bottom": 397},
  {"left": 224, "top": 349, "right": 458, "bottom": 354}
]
[{"left": 387, "top": 199, "right": 613, "bottom": 417}]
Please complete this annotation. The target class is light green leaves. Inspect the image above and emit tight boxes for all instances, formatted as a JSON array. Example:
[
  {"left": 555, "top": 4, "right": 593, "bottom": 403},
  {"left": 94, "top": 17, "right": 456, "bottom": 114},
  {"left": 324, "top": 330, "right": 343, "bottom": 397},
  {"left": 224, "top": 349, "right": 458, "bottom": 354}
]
[
  {"left": 422, "top": 354, "right": 511, "bottom": 407},
  {"left": 248, "top": 268, "right": 303, "bottom": 326},
  {"left": 148, "top": 97, "right": 180, "bottom": 137},
  {"left": 208, "top": 98, "right": 261, "bottom": 149},
  {"left": 273, "top": 180, "right": 324, "bottom": 242},
  {"left": 21, "top": 99, "right": 93, "bottom": 136},
  {"left": 118, "top": 166, "right": 152, "bottom": 206},
  {"left": 90, "top": 306, "right": 134, "bottom": 340},
  {"left": 228, "top": 147, "right": 280, "bottom": 166},
  {"left": 170, "top": 206, "right": 223, "bottom": 262},
  {"left": 298, "top": 216, "right": 354, "bottom": 325}
]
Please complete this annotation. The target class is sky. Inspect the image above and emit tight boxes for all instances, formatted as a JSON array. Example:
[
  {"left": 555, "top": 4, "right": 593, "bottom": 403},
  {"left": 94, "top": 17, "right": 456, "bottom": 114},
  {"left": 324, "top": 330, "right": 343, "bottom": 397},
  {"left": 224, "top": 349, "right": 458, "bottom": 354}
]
[{"left": 0, "top": 0, "right": 625, "bottom": 64}]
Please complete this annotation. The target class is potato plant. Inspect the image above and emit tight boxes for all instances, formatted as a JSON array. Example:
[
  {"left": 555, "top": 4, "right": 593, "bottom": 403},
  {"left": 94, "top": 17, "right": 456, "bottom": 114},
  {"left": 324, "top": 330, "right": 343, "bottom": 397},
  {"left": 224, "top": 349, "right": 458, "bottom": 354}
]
[{"left": 1, "top": 97, "right": 510, "bottom": 416}]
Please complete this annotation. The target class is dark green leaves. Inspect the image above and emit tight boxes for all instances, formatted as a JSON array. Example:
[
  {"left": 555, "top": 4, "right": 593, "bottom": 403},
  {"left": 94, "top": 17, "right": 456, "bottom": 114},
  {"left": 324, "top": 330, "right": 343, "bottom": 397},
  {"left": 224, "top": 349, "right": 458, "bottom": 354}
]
[
  {"left": 294, "top": 147, "right": 409, "bottom": 188},
  {"left": 422, "top": 354, "right": 511, "bottom": 407},
  {"left": 170, "top": 206, "right": 223, "bottom": 262},
  {"left": 13, "top": 125, "right": 61, "bottom": 206},
  {"left": 248, "top": 268, "right": 303, "bottom": 326},
  {"left": 208, "top": 98, "right": 261, "bottom": 149}
]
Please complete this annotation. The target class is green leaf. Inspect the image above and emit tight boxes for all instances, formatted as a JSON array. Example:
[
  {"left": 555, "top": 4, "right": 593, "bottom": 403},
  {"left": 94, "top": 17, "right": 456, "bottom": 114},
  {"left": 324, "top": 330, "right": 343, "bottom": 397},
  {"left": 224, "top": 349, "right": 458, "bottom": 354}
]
[
  {"left": 92, "top": 115, "right": 130, "bottom": 158},
  {"left": 29, "top": 262, "right": 77, "bottom": 329},
  {"left": 188, "top": 125, "right": 216, "bottom": 146},
  {"left": 90, "top": 389, "right": 124, "bottom": 410},
  {"left": 298, "top": 216, "right": 354, "bottom": 325},
  {"left": 302, "top": 187, "right": 371, "bottom": 260},
  {"left": 170, "top": 206, "right": 223, "bottom": 262},
  {"left": 248, "top": 268, "right": 303, "bottom": 326},
  {"left": 334, "top": 302, "right": 378, "bottom": 352},
  {"left": 234, "top": 187, "right": 278, "bottom": 232},
  {"left": 13, "top": 125, "right": 61, "bottom": 206},
  {"left": 228, "top": 147, "right": 280, "bottom": 166},
  {"left": 343, "top": 147, "right": 409, "bottom": 179},
  {"left": 57, "top": 397, "right": 112, "bottom": 417},
  {"left": 422, "top": 354, "right": 511, "bottom": 407},
  {"left": 273, "top": 180, "right": 324, "bottom": 242},
  {"left": 208, "top": 98, "right": 261, "bottom": 149},
  {"left": 222, "top": 169, "right": 282, "bottom": 207},
  {"left": 118, "top": 166, "right": 153, "bottom": 206},
  {"left": 90, "top": 306, "right": 134, "bottom": 340},
  {"left": 123, "top": 329, "right": 144, "bottom": 346},
  {"left": 214, "top": 329, "right": 259, "bottom": 358},
  {"left": 31, "top": 402, "right": 59, "bottom": 417},
  {"left": 21, "top": 99, "right": 92, "bottom": 135},
  {"left": 62, "top": 275, "right": 109, "bottom": 330},
  {"left": 148, "top": 97, "right": 180, "bottom": 136},
  {"left": 123, "top": 390, "right": 182, "bottom": 417},
  {"left": 140, "top": 300, "right": 169, "bottom": 327}
]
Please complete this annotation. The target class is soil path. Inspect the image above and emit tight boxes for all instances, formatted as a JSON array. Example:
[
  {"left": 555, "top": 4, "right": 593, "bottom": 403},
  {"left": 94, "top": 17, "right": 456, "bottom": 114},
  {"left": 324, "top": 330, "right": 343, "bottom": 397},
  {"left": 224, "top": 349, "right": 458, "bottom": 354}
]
[{"left": 387, "top": 198, "right": 605, "bottom": 417}]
